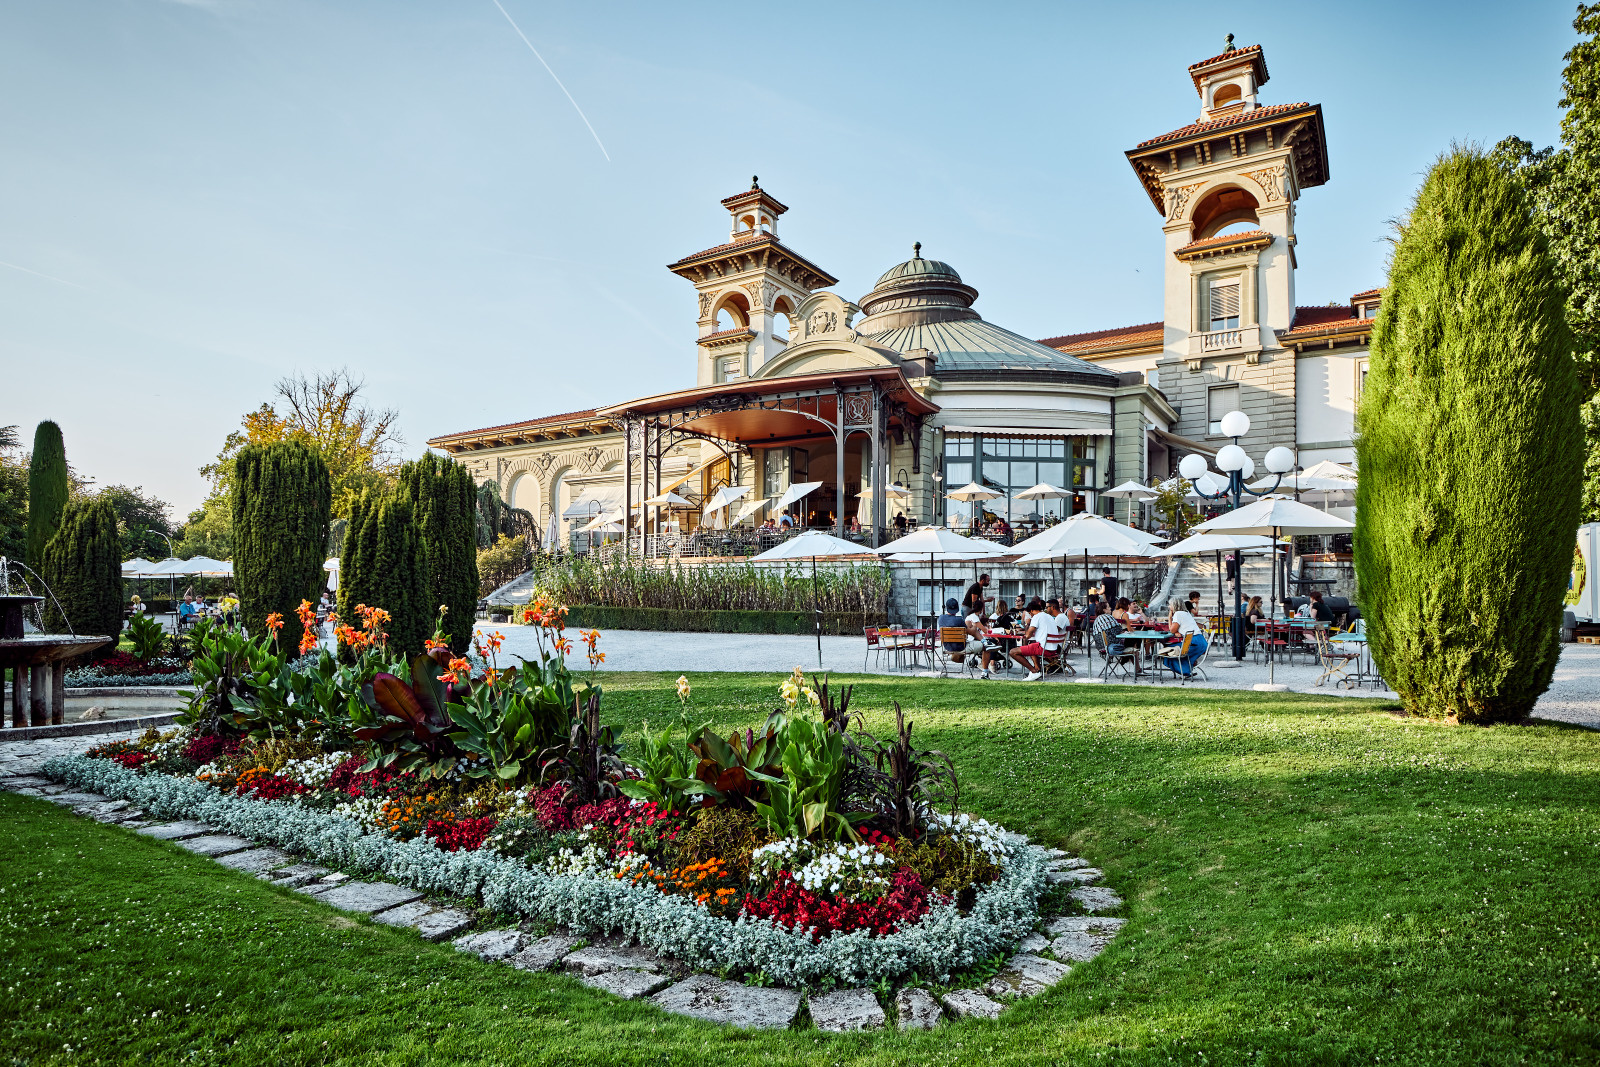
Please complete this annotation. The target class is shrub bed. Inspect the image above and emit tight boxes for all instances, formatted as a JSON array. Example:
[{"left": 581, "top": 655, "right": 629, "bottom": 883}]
[{"left": 45, "top": 598, "right": 1046, "bottom": 989}]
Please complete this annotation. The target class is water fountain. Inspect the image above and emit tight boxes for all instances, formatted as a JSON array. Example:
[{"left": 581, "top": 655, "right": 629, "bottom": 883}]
[{"left": 1, "top": 559, "right": 114, "bottom": 728}]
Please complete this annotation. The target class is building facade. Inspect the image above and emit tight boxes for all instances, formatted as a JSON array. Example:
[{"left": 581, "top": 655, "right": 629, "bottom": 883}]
[{"left": 429, "top": 41, "right": 1376, "bottom": 546}]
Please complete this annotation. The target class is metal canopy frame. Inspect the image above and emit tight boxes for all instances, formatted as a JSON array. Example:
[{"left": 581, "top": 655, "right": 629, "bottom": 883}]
[{"left": 608, "top": 371, "right": 935, "bottom": 556}]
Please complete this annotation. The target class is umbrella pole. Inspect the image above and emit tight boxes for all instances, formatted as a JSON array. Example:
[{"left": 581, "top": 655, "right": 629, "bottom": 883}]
[
  {"left": 1083, "top": 549, "right": 1090, "bottom": 667},
  {"left": 1270, "top": 525, "right": 1278, "bottom": 686},
  {"left": 1216, "top": 550, "right": 1223, "bottom": 621},
  {"left": 813, "top": 555, "right": 822, "bottom": 670}
]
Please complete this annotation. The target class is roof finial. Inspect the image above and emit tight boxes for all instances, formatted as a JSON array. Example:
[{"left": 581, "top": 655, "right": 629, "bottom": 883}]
[
  {"left": 1224, "top": 32, "right": 1235, "bottom": 52},
  {"left": 913, "top": 241, "right": 922, "bottom": 259},
  {"left": 751, "top": 175, "right": 760, "bottom": 189}
]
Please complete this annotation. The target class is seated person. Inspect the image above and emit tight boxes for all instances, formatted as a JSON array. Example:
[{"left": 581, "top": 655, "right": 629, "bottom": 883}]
[
  {"left": 1091, "top": 603, "right": 1126, "bottom": 655},
  {"left": 1011, "top": 599, "right": 1070, "bottom": 681},
  {"left": 177, "top": 596, "right": 196, "bottom": 624},
  {"left": 962, "top": 610, "right": 1002, "bottom": 678},
  {"left": 1162, "top": 598, "right": 1208, "bottom": 677},
  {"left": 1245, "top": 595, "right": 1267, "bottom": 626},
  {"left": 1186, "top": 591, "right": 1204, "bottom": 618},
  {"left": 1110, "top": 596, "right": 1132, "bottom": 625},
  {"left": 1124, "top": 600, "right": 1147, "bottom": 626},
  {"left": 991, "top": 605, "right": 1017, "bottom": 632},
  {"left": 1307, "top": 590, "right": 1334, "bottom": 624},
  {"left": 936, "top": 598, "right": 969, "bottom": 666}
]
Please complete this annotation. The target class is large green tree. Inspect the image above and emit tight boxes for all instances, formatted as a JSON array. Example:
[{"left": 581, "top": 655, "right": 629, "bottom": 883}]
[
  {"left": 232, "top": 440, "right": 332, "bottom": 651},
  {"left": 99, "top": 484, "right": 174, "bottom": 562},
  {"left": 25, "top": 420, "right": 69, "bottom": 566},
  {"left": 397, "top": 453, "right": 480, "bottom": 652},
  {"left": 0, "top": 426, "right": 25, "bottom": 563},
  {"left": 41, "top": 496, "right": 123, "bottom": 639},
  {"left": 338, "top": 487, "right": 428, "bottom": 655},
  {"left": 1494, "top": 3, "right": 1600, "bottom": 521},
  {"left": 1356, "top": 148, "right": 1583, "bottom": 724},
  {"left": 173, "top": 498, "right": 233, "bottom": 560}
]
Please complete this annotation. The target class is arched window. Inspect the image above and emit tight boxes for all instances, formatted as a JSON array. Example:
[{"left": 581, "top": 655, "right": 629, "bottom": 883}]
[
  {"left": 1212, "top": 83, "right": 1243, "bottom": 109},
  {"left": 740, "top": 214, "right": 756, "bottom": 232},
  {"left": 772, "top": 295, "right": 795, "bottom": 342},
  {"left": 1190, "top": 185, "right": 1261, "bottom": 241},
  {"left": 713, "top": 291, "right": 750, "bottom": 332}
]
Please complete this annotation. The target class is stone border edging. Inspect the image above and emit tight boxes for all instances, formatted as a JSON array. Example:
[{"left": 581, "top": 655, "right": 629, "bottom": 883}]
[
  {"left": 10, "top": 763, "right": 1128, "bottom": 1033},
  {"left": 1, "top": 712, "right": 181, "bottom": 742},
  {"left": 65, "top": 686, "right": 185, "bottom": 698}
]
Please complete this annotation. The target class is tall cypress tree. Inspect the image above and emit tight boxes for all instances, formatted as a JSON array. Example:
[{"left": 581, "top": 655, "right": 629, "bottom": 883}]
[
  {"left": 398, "top": 453, "right": 481, "bottom": 652},
  {"left": 41, "top": 496, "right": 123, "bottom": 638},
  {"left": 338, "top": 487, "right": 429, "bottom": 655},
  {"left": 233, "top": 440, "right": 332, "bottom": 651},
  {"left": 1356, "top": 148, "right": 1583, "bottom": 723},
  {"left": 26, "top": 420, "right": 69, "bottom": 566}
]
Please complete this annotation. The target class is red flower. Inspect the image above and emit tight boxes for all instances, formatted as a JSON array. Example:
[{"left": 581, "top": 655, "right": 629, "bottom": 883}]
[
  {"left": 425, "top": 815, "right": 498, "bottom": 852},
  {"left": 741, "top": 868, "right": 933, "bottom": 940}
]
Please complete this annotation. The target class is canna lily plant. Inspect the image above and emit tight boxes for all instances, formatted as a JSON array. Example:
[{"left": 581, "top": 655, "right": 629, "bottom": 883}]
[
  {"left": 753, "top": 713, "right": 872, "bottom": 843},
  {"left": 350, "top": 654, "right": 467, "bottom": 779}
]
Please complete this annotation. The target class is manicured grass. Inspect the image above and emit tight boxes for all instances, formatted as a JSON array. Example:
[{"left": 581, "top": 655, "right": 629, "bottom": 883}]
[{"left": 3, "top": 673, "right": 1599, "bottom": 1065}]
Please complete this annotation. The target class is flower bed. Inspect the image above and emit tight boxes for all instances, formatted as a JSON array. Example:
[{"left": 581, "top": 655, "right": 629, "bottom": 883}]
[{"left": 44, "top": 598, "right": 1049, "bottom": 988}]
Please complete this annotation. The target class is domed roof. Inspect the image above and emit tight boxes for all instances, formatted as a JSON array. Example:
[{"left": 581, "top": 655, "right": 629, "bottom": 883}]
[{"left": 874, "top": 243, "right": 963, "bottom": 288}]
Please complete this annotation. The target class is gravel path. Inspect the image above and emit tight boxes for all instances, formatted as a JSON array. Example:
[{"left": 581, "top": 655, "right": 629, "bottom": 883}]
[{"left": 477, "top": 622, "right": 1600, "bottom": 727}]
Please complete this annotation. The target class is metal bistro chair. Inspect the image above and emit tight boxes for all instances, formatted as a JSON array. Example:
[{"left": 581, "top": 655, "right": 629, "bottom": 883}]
[
  {"left": 1313, "top": 627, "right": 1361, "bottom": 688},
  {"left": 1152, "top": 632, "right": 1194, "bottom": 681},
  {"left": 1095, "top": 627, "right": 1137, "bottom": 682},
  {"left": 935, "top": 626, "right": 974, "bottom": 678},
  {"left": 864, "top": 627, "right": 888, "bottom": 671},
  {"left": 1039, "top": 629, "right": 1076, "bottom": 679}
]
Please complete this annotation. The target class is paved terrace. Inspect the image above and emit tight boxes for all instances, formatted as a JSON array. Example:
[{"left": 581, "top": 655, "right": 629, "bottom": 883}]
[{"left": 480, "top": 623, "right": 1600, "bottom": 730}]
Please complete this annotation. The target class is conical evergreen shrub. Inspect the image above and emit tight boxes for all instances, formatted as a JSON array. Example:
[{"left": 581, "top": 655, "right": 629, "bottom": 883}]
[
  {"left": 232, "top": 440, "right": 332, "bottom": 650},
  {"left": 41, "top": 496, "right": 123, "bottom": 638},
  {"left": 1356, "top": 147, "right": 1584, "bottom": 723},
  {"left": 26, "top": 420, "right": 69, "bottom": 566},
  {"left": 398, "top": 453, "right": 481, "bottom": 652},
  {"left": 338, "top": 487, "right": 429, "bottom": 655}
]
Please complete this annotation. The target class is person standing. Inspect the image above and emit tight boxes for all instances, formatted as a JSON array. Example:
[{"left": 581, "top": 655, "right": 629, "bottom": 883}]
[
  {"left": 1099, "top": 568, "right": 1119, "bottom": 606},
  {"left": 963, "top": 574, "right": 991, "bottom": 617}
]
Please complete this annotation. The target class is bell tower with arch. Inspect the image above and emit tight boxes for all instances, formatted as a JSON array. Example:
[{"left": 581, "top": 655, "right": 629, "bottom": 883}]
[
  {"left": 1124, "top": 39, "right": 1330, "bottom": 451},
  {"left": 667, "top": 178, "right": 838, "bottom": 386}
]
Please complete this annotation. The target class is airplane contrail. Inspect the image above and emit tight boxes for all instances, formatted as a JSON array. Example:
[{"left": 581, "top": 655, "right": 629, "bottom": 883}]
[
  {"left": 488, "top": 0, "right": 611, "bottom": 162},
  {"left": 0, "top": 260, "right": 87, "bottom": 289}
]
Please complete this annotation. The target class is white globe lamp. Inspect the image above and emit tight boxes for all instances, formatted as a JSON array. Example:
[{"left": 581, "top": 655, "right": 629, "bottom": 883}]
[
  {"left": 1215, "top": 444, "right": 1248, "bottom": 472},
  {"left": 1240, "top": 456, "right": 1256, "bottom": 480},
  {"left": 1264, "top": 446, "right": 1295, "bottom": 474},
  {"left": 1219, "top": 410, "right": 1251, "bottom": 439},
  {"left": 1178, "top": 454, "right": 1209, "bottom": 481}
]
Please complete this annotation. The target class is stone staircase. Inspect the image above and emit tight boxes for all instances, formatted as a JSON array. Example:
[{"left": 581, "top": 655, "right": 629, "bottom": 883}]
[
  {"left": 484, "top": 570, "right": 538, "bottom": 608},
  {"left": 1156, "top": 554, "right": 1282, "bottom": 613}
]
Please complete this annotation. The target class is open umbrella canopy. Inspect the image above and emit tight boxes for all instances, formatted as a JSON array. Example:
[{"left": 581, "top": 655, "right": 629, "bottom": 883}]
[
  {"left": 578, "top": 510, "right": 625, "bottom": 533},
  {"left": 121, "top": 557, "right": 158, "bottom": 577},
  {"left": 774, "top": 481, "right": 824, "bottom": 510},
  {"left": 703, "top": 485, "right": 752, "bottom": 514},
  {"left": 1014, "top": 482, "right": 1072, "bottom": 500},
  {"left": 749, "top": 530, "right": 871, "bottom": 562},
  {"left": 873, "top": 526, "right": 998, "bottom": 558},
  {"left": 1103, "top": 480, "right": 1159, "bottom": 499},
  {"left": 178, "top": 556, "right": 233, "bottom": 576},
  {"left": 856, "top": 484, "right": 910, "bottom": 500},
  {"left": 1156, "top": 532, "right": 1278, "bottom": 557},
  {"left": 1157, "top": 473, "right": 1230, "bottom": 499},
  {"left": 1192, "top": 496, "right": 1356, "bottom": 536},
  {"left": 1300, "top": 459, "right": 1358, "bottom": 481},
  {"left": 643, "top": 491, "right": 693, "bottom": 507},
  {"left": 945, "top": 481, "right": 1004, "bottom": 502},
  {"left": 1247, "top": 472, "right": 1354, "bottom": 493},
  {"left": 1010, "top": 514, "right": 1164, "bottom": 561},
  {"left": 144, "top": 557, "right": 187, "bottom": 575},
  {"left": 733, "top": 496, "right": 771, "bottom": 525}
]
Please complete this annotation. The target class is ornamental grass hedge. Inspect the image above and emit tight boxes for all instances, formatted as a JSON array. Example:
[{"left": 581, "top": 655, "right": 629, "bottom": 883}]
[{"left": 562, "top": 604, "right": 886, "bottom": 636}]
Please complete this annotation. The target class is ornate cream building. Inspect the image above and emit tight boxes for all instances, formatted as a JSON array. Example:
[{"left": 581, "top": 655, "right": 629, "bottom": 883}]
[{"left": 429, "top": 40, "right": 1378, "bottom": 546}]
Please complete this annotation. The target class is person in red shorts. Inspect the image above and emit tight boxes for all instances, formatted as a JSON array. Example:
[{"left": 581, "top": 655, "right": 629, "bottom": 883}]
[{"left": 1010, "top": 598, "right": 1065, "bottom": 680}]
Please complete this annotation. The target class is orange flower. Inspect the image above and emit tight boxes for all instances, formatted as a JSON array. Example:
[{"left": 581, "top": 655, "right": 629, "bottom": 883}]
[
  {"left": 264, "top": 613, "right": 284, "bottom": 635},
  {"left": 298, "top": 628, "right": 318, "bottom": 656}
]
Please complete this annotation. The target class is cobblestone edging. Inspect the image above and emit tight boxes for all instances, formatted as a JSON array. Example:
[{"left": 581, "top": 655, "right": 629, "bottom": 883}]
[
  {"left": 5, "top": 757, "right": 1128, "bottom": 1032},
  {"left": 0, "top": 711, "right": 181, "bottom": 742}
]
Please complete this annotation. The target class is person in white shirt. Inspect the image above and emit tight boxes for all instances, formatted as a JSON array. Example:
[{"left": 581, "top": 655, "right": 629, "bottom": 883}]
[
  {"left": 962, "top": 611, "right": 1002, "bottom": 678},
  {"left": 1010, "top": 599, "right": 1072, "bottom": 680},
  {"left": 1163, "top": 598, "right": 1208, "bottom": 677}
]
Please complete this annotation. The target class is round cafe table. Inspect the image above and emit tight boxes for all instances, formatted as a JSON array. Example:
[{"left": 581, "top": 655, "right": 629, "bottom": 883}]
[{"left": 1119, "top": 630, "right": 1173, "bottom": 680}]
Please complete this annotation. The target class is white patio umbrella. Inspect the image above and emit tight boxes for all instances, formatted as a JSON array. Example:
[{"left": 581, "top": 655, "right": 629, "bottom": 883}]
[
  {"left": 1300, "top": 459, "right": 1358, "bottom": 480},
  {"left": 751, "top": 530, "right": 877, "bottom": 666},
  {"left": 702, "top": 485, "right": 751, "bottom": 529},
  {"left": 774, "top": 481, "right": 823, "bottom": 510},
  {"left": 1194, "top": 498, "right": 1355, "bottom": 687},
  {"left": 121, "top": 557, "right": 157, "bottom": 577},
  {"left": 176, "top": 556, "right": 233, "bottom": 576},
  {"left": 1014, "top": 515, "right": 1167, "bottom": 668},
  {"left": 578, "top": 510, "right": 624, "bottom": 533},
  {"left": 1103, "top": 480, "right": 1159, "bottom": 500},
  {"left": 1156, "top": 532, "right": 1279, "bottom": 641},
  {"left": 874, "top": 527, "right": 997, "bottom": 625},
  {"left": 323, "top": 557, "right": 340, "bottom": 592},
  {"left": 733, "top": 496, "right": 772, "bottom": 525},
  {"left": 856, "top": 484, "right": 910, "bottom": 500},
  {"left": 644, "top": 491, "right": 693, "bottom": 507},
  {"left": 945, "top": 481, "right": 1004, "bottom": 531}
]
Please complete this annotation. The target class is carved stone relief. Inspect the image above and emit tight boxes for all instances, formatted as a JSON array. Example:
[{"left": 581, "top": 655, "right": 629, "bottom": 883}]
[
  {"left": 1166, "top": 182, "right": 1205, "bottom": 221},
  {"left": 1246, "top": 166, "right": 1285, "bottom": 203},
  {"left": 698, "top": 292, "right": 714, "bottom": 319}
]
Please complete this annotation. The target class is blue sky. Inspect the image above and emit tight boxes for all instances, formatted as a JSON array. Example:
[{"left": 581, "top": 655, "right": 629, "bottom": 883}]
[{"left": 0, "top": 0, "right": 1579, "bottom": 518}]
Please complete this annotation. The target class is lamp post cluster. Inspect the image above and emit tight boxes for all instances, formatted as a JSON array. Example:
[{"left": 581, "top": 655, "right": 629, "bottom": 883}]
[{"left": 1177, "top": 411, "right": 1294, "bottom": 658}]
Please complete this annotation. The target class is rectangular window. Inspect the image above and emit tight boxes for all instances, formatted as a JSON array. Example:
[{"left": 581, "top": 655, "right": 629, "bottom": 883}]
[
  {"left": 721, "top": 359, "right": 742, "bottom": 381},
  {"left": 944, "top": 432, "right": 1092, "bottom": 527},
  {"left": 1208, "top": 384, "right": 1241, "bottom": 435},
  {"left": 1356, "top": 361, "right": 1370, "bottom": 398},
  {"left": 1209, "top": 281, "right": 1241, "bottom": 331},
  {"left": 762, "top": 450, "right": 783, "bottom": 498}
]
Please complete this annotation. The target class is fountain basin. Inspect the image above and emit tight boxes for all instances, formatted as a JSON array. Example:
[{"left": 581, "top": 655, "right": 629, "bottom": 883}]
[{"left": 0, "top": 598, "right": 114, "bottom": 727}]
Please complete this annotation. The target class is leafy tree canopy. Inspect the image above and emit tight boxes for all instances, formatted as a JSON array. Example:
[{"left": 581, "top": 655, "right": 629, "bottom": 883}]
[
  {"left": 202, "top": 369, "right": 402, "bottom": 520},
  {"left": 99, "top": 484, "right": 174, "bottom": 561}
]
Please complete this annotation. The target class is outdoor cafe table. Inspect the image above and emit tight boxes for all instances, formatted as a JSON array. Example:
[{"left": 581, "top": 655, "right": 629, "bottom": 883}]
[
  {"left": 1329, "top": 633, "right": 1381, "bottom": 688},
  {"left": 984, "top": 630, "right": 1026, "bottom": 673},
  {"left": 1120, "top": 630, "right": 1172, "bottom": 679},
  {"left": 882, "top": 628, "right": 927, "bottom": 670}
]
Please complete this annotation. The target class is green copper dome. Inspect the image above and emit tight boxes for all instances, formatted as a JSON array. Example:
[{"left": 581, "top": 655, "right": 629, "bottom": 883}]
[{"left": 873, "top": 242, "right": 963, "bottom": 288}]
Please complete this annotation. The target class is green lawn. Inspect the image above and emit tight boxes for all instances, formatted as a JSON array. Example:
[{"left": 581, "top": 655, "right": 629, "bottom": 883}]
[{"left": 3, "top": 673, "right": 1599, "bottom": 1065}]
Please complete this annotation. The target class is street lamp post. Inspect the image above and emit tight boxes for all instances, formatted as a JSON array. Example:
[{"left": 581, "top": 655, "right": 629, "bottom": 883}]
[{"left": 1177, "top": 411, "right": 1296, "bottom": 659}]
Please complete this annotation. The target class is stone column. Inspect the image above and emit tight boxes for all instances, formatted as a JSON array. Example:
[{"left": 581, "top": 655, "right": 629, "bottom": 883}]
[
  {"left": 9, "top": 667, "right": 22, "bottom": 728},
  {"left": 51, "top": 662, "right": 65, "bottom": 726},
  {"left": 29, "top": 664, "right": 47, "bottom": 727}
]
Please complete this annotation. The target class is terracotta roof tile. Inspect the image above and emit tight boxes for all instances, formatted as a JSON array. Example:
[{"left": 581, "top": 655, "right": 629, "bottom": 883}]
[
  {"left": 427, "top": 408, "right": 604, "bottom": 444},
  {"left": 1188, "top": 43, "right": 1264, "bottom": 73},
  {"left": 1175, "top": 229, "right": 1273, "bottom": 255},
  {"left": 1349, "top": 287, "right": 1383, "bottom": 301},
  {"left": 1135, "top": 100, "right": 1311, "bottom": 149},
  {"left": 669, "top": 230, "right": 780, "bottom": 265},
  {"left": 1283, "top": 305, "right": 1376, "bottom": 339},
  {"left": 1038, "top": 321, "right": 1164, "bottom": 351}
]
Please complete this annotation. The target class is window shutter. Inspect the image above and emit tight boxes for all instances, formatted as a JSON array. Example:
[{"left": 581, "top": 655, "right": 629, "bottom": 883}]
[{"left": 1211, "top": 283, "right": 1241, "bottom": 319}]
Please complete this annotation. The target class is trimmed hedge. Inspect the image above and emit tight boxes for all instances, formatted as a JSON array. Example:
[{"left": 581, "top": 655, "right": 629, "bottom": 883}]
[{"left": 563, "top": 604, "right": 886, "bottom": 636}]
